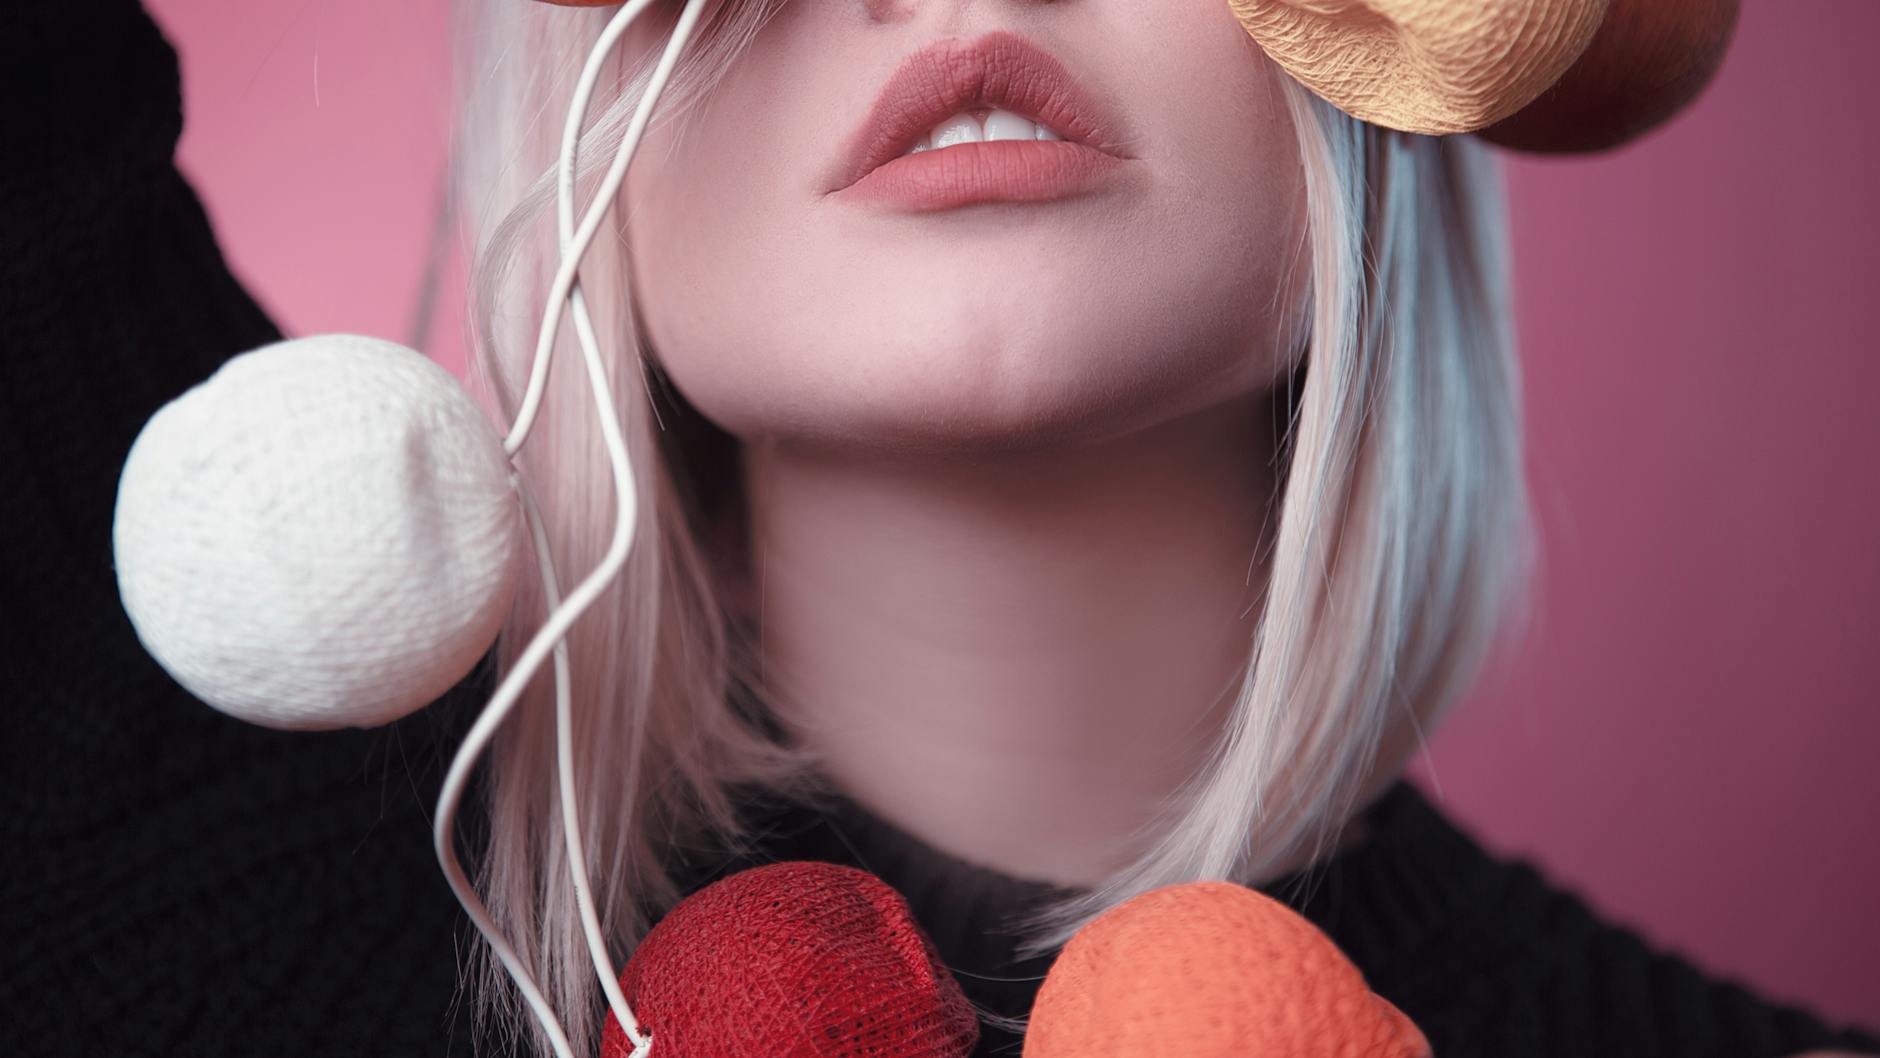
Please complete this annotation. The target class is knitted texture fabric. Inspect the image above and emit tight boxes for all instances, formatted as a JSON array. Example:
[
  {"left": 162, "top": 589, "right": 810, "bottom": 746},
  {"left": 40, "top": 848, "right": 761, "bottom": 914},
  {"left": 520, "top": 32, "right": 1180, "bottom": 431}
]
[
  {"left": 601, "top": 863, "right": 978, "bottom": 1058},
  {"left": 1024, "top": 881, "right": 1429, "bottom": 1058},
  {"left": 0, "top": 3, "right": 492, "bottom": 1054},
  {"left": 1228, "top": 0, "right": 1609, "bottom": 134},
  {"left": 112, "top": 334, "right": 522, "bottom": 730},
  {"left": 4, "top": 4, "right": 1878, "bottom": 1058}
]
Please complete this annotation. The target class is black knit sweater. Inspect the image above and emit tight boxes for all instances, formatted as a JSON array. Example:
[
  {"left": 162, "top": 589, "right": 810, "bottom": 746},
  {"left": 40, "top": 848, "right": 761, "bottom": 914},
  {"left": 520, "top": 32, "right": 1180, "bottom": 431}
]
[{"left": 1, "top": 3, "right": 1874, "bottom": 1056}]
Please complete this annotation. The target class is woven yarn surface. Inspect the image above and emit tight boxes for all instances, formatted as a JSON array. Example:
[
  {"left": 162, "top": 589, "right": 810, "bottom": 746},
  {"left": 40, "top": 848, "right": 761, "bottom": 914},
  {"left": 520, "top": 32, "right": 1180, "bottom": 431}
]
[
  {"left": 1229, "top": 0, "right": 1610, "bottom": 134},
  {"left": 601, "top": 862, "right": 979, "bottom": 1058},
  {"left": 1024, "top": 880, "right": 1431, "bottom": 1058},
  {"left": 111, "top": 334, "right": 521, "bottom": 730}
]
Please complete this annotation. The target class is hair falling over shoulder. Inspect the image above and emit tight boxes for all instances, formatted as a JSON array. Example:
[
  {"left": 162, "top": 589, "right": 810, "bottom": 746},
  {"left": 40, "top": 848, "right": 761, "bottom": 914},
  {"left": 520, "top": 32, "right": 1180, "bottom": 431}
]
[{"left": 450, "top": 2, "right": 1534, "bottom": 1053}]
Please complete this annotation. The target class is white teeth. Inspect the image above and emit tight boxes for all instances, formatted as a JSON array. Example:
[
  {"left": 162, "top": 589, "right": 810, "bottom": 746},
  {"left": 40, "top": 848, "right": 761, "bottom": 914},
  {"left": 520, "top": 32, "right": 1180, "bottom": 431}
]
[
  {"left": 982, "top": 108, "right": 1034, "bottom": 142},
  {"left": 930, "top": 113, "right": 983, "bottom": 150},
  {"left": 899, "top": 109, "right": 1067, "bottom": 156}
]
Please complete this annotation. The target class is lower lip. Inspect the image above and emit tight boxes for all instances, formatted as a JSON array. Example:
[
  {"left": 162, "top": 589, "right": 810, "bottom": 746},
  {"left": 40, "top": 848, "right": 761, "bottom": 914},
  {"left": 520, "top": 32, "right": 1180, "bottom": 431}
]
[{"left": 835, "top": 140, "right": 1127, "bottom": 212}]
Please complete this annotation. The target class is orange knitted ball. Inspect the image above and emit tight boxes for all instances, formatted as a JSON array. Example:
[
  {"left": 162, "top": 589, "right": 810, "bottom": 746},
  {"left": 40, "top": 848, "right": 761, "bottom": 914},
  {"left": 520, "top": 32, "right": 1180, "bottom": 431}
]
[{"left": 1024, "top": 881, "right": 1429, "bottom": 1058}]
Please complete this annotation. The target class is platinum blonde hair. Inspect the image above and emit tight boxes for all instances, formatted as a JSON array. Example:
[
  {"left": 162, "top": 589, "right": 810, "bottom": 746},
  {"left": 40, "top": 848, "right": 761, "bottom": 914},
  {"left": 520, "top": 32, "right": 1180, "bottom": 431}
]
[{"left": 451, "top": 2, "right": 1533, "bottom": 1054}]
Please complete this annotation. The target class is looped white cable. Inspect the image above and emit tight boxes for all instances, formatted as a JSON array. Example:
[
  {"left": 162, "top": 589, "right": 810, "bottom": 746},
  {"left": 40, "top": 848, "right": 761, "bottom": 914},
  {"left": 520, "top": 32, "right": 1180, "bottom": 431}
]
[{"left": 432, "top": 1, "right": 712, "bottom": 1056}]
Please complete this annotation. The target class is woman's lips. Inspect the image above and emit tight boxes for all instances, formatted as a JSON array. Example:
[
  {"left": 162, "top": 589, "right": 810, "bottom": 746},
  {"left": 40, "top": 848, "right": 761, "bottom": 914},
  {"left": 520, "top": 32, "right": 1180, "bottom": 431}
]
[
  {"left": 835, "top": 138, "right": 1127, "bottom": 212},
  {"left": 824, "top": 31, "right": 1137, "bottom": 212}
]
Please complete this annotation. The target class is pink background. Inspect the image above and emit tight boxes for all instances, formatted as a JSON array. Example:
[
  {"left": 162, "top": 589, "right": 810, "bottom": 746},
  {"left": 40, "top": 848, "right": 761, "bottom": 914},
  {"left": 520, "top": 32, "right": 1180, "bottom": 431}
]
[{"left": 145, "top": 0, "right": 1879, "bottom": 1029}]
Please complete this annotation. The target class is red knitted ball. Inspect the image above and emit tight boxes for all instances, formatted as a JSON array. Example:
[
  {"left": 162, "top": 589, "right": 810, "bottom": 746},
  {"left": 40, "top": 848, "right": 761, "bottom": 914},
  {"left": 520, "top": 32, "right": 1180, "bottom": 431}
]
[{"left": 599, "top": 862, "right": 979, "bottom": 1058}]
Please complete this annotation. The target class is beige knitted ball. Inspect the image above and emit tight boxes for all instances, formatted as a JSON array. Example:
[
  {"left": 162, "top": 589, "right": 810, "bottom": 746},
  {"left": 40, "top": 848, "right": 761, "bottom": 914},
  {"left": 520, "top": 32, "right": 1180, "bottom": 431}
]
[
  {"left": 112, "top": 334, "right": 522, "bottom": 730},
  {"left": 1230, "top": 0, "right": 1612, "bottom": 135}
]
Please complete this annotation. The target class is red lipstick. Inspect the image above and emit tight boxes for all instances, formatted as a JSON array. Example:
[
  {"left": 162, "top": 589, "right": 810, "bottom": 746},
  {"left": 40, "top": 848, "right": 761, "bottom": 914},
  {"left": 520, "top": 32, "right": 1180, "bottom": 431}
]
[{"left": 826, "top": 31, "right": 1137, "bottom": 212}]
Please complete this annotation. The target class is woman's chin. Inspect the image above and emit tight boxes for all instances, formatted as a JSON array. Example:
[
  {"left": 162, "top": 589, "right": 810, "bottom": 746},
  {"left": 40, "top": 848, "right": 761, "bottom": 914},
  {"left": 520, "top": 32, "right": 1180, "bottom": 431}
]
[{"left": 680, "top": 355, "right": 1223, "bottom": 461}]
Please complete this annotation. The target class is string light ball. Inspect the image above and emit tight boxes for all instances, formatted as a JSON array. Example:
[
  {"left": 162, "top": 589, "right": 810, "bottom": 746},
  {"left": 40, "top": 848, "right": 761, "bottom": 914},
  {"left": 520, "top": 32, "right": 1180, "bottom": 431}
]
[
  {"left": 1229, "top": 0, "right": 1612, "bottom": 135},
  {"left": 1024, "top": 880, "right": 1431, "bottom": 1058},
  {"left": 112, "top": 334, "right": 523, "bottom": 731},
  {"left": 600, "top": 862, "right": 980, "bottom": 1058}
]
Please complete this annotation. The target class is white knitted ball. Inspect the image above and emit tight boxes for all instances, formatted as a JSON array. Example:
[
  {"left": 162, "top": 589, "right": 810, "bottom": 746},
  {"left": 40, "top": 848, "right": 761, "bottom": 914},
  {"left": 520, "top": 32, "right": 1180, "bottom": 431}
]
[{"left": 113, "top": 334, "right": 523, "bottom": 730}]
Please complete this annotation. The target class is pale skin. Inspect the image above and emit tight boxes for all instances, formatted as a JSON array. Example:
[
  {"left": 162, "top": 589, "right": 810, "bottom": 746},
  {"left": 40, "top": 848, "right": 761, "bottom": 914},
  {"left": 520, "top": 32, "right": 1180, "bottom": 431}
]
[
  {"left": 625, "top": 0, "right": 1310, "bottom": 885},
  {"left": 615, "top": 1, "right": 1857, "bottom": 1048}
]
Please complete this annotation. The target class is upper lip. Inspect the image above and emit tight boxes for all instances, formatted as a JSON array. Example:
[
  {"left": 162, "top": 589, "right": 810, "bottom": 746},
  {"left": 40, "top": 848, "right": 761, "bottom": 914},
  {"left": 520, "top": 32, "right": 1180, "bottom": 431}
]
[{"left": 825, "top": 31, "right": 1136, "bottom": 194}]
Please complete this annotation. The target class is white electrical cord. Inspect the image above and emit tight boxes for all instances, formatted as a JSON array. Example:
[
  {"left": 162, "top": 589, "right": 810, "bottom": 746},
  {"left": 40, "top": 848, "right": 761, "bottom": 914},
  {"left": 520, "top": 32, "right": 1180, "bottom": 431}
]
[{"left": 431, "top": 1, "right": 712, "bottom": 1056}]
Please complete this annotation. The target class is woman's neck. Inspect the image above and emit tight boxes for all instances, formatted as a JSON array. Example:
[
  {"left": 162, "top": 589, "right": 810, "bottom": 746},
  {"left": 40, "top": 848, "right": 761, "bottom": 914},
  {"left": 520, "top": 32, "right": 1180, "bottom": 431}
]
[{"left": 738, "top": 394, "right": 1281, "bottom": 886}]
